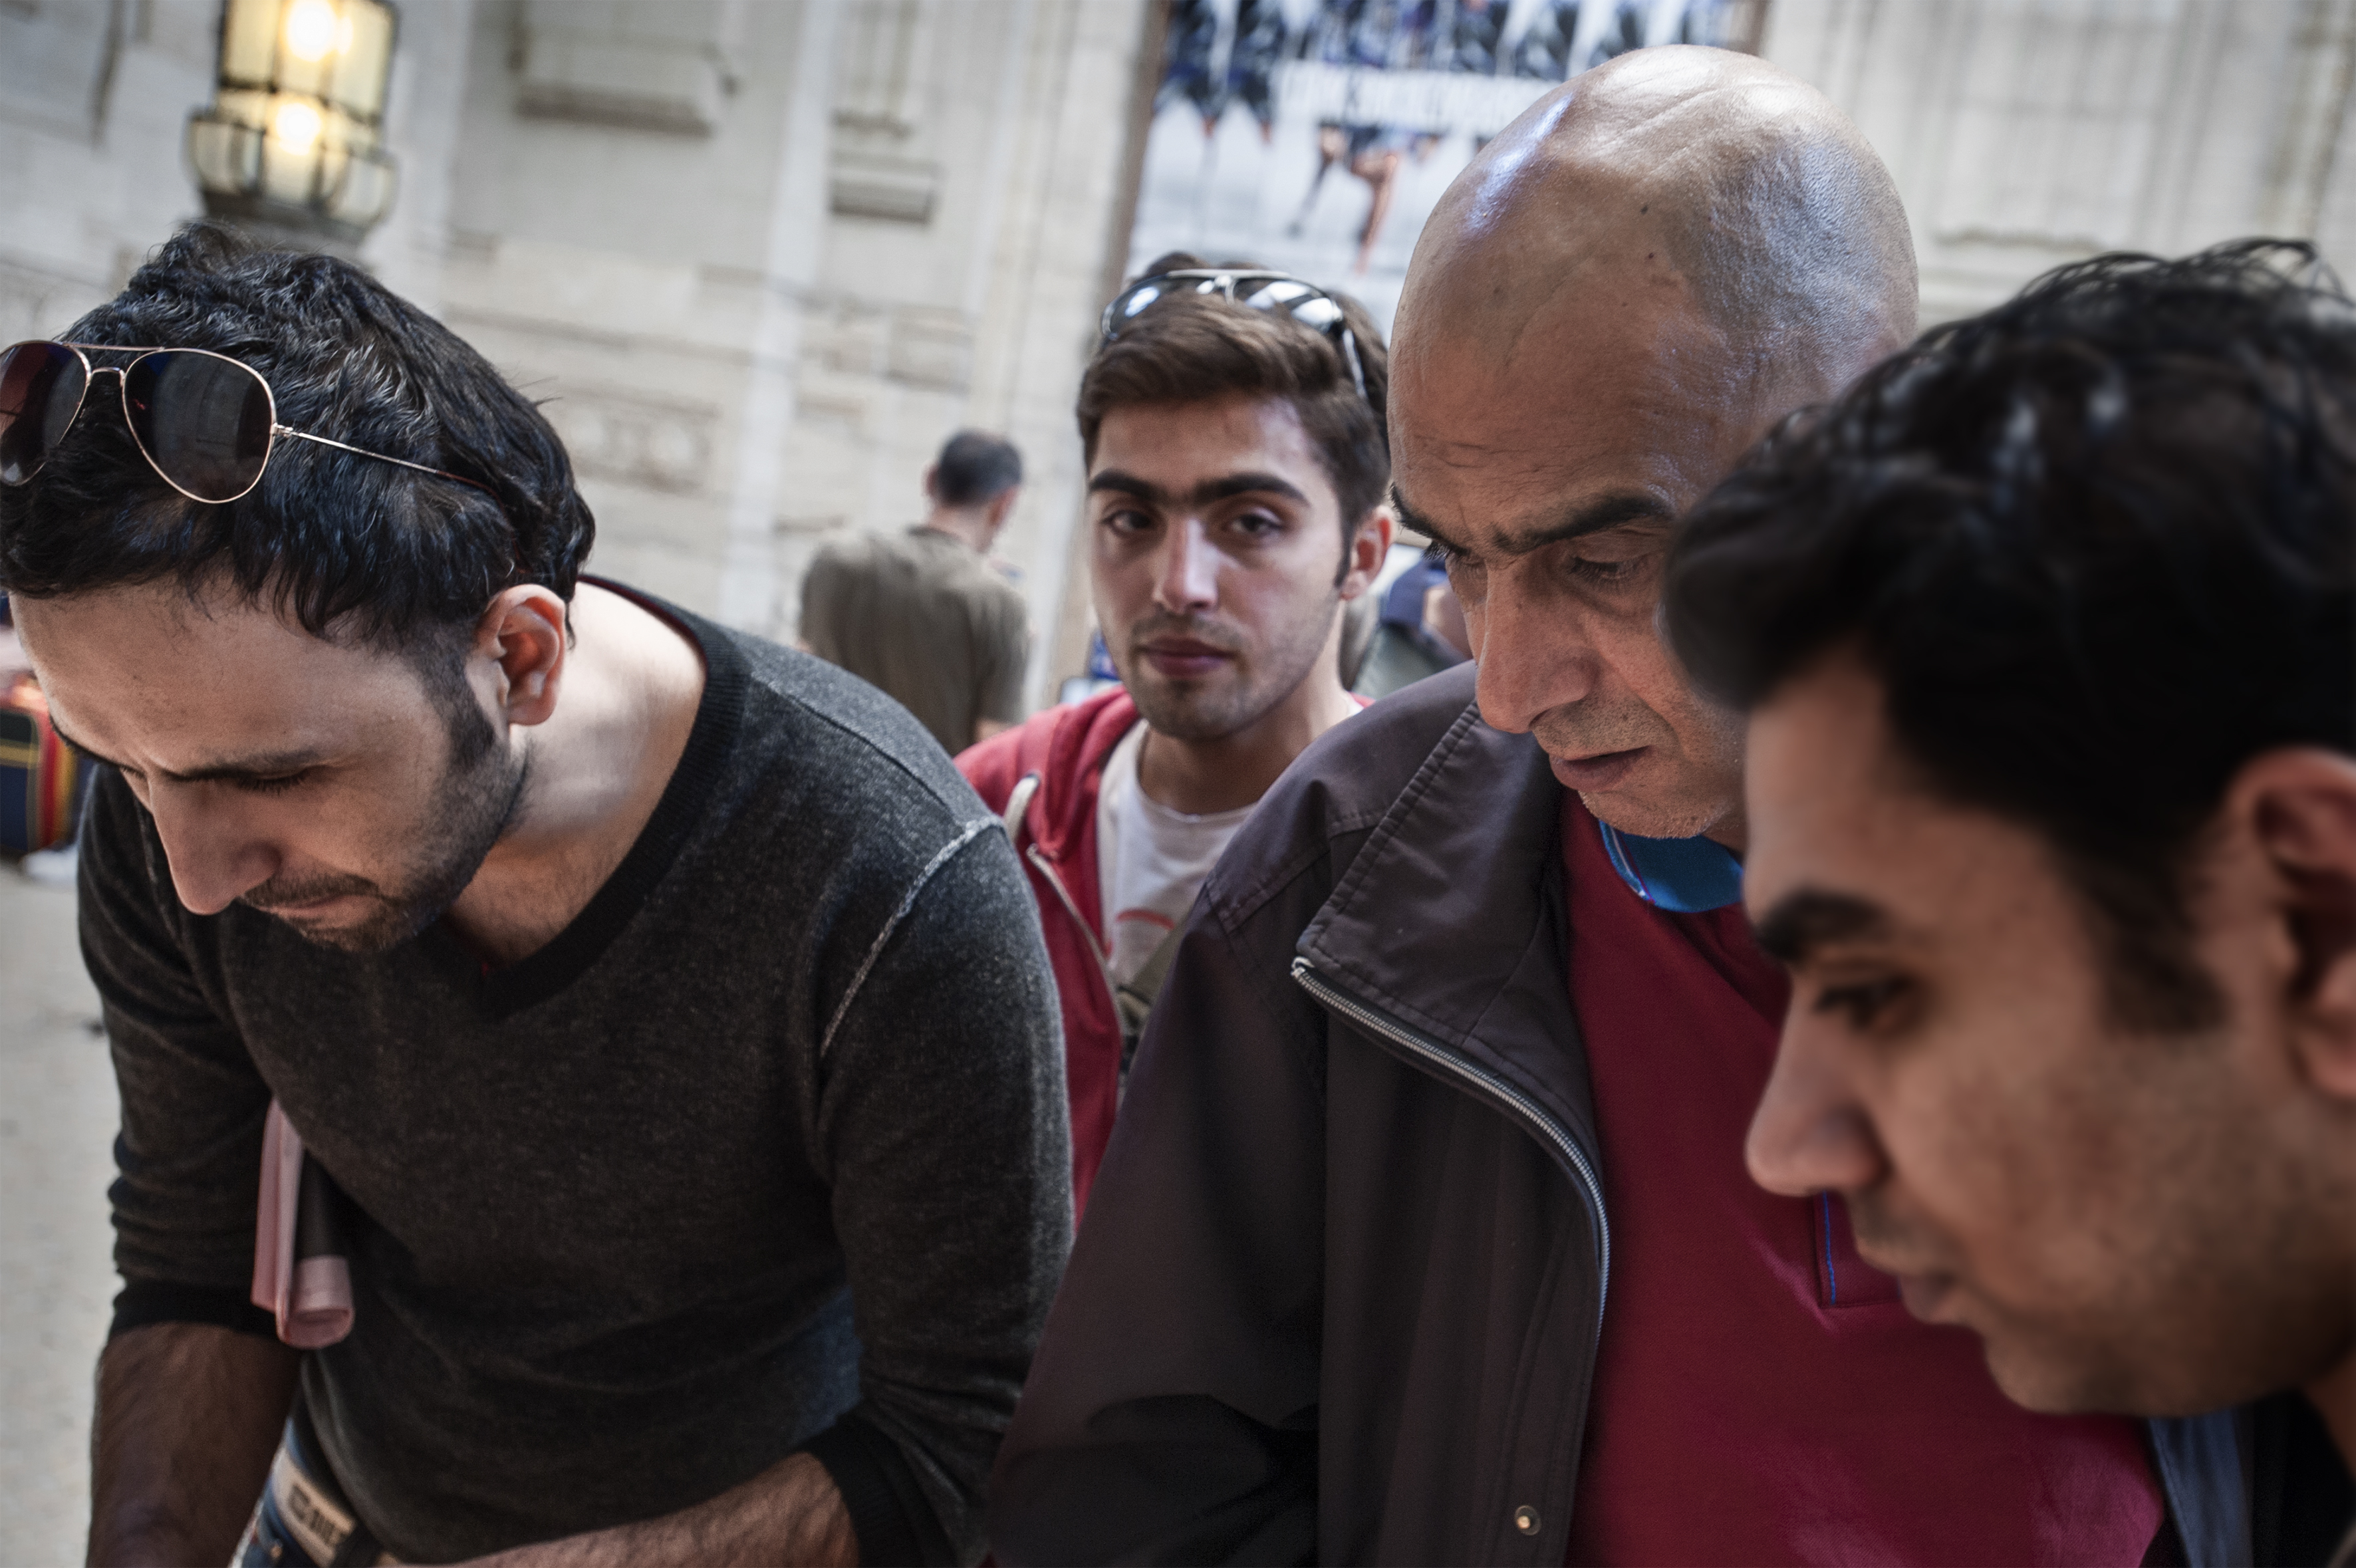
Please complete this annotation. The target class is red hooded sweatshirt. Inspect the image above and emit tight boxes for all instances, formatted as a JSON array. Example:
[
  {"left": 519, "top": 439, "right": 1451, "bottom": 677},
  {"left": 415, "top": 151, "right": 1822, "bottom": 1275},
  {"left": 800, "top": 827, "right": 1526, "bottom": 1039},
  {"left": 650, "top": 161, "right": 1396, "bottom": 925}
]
[{"left": 958, "top": 689, "right": 1139, "bottom": 1216}]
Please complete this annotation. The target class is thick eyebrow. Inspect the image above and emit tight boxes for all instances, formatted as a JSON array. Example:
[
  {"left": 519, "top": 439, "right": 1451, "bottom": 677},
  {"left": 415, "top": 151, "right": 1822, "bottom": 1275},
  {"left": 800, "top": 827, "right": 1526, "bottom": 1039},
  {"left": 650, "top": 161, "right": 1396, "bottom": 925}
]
[
  {"left": 1390, "top": 489, "right": 1463, "bottom": 554},
  {"left": 1088, "top": 469, "right": 1313, "bottom": 508},
  {"left": 45, "top": 718, "right": 124, "bottom": 772},
  {"left": 47, "top": 717, "right": 322, "bottom": 785},
  {"left": 1752, "top": 887, "right": 1898, "bottom": 967},
  {"left": 1394, "top": 487, "right": 1673, "bottom": 559}
]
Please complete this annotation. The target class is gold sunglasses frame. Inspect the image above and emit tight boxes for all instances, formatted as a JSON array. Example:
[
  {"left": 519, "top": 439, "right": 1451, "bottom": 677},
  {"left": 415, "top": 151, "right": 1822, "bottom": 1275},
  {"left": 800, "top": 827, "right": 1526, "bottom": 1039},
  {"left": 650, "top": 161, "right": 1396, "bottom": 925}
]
[{"left": 5, "top": 340, "right": 490, "bottom": 505}]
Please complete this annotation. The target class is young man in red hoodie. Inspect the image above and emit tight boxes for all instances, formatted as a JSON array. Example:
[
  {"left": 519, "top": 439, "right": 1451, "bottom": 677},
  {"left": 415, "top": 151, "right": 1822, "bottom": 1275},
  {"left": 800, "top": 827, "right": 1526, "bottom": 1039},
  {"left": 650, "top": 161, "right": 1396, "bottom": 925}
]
[{"left": 960, "top": 258, "right": 1392, "bottom": 1212}]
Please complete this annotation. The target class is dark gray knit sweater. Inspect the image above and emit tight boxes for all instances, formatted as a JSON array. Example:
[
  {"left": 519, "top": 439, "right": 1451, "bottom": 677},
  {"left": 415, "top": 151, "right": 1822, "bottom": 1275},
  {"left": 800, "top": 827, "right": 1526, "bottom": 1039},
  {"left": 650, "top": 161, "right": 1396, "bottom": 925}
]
[{"left": 84, "top": 596, "right": 1071, "bottom": 1564}]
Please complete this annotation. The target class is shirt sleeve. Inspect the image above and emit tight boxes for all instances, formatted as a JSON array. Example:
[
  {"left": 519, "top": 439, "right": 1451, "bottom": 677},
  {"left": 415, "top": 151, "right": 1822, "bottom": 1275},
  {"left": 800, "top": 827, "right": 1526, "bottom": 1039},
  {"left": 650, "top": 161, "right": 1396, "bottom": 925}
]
[
  {"left": 796, "top": 815, "right": 1072, "bottom": 1566},
  {"left": 972, "top": 583, "right": 1029, "bottom": 729},
  {"left": 76, "top": 769, "right": 275, "bottom": 1337},
  {"left": 799, "top": 547, "right": 846, "bottom": 663},
  {"left": 984, "top": 894, "right": 1325, "bottom": 1566}
]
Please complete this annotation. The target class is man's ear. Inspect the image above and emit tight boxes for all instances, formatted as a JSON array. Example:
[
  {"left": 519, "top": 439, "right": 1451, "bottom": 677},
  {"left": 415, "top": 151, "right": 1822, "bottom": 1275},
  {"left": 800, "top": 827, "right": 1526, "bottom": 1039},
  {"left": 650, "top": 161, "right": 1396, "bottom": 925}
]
[
  {"left": 2238, "top": 747, "right": 2356, "bottom": 1101},
  {"left": 471, "top": 586, "right": 571, "bottom": 730},
  {"left": 1339, "top": 505, "right": 1396, "bottom": 600},
  {"left": 988, "top": 485, "right": 1023, "bottom": 532}
]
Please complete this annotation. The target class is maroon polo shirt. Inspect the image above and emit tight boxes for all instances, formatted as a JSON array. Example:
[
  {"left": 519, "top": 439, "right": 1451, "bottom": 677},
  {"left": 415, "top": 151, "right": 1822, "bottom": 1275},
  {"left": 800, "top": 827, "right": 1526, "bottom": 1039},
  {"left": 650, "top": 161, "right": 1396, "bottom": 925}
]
[{"left": 1558, "top": 793, "right": 2163, "bottom": 1565}]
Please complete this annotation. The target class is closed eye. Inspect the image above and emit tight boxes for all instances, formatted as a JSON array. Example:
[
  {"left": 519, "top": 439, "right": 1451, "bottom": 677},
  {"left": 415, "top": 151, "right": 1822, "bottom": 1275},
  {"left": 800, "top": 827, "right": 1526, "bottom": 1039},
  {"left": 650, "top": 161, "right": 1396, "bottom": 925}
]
[
  {"left": 233, "top": 771, "right": 314, "bottom": 796},
  {"left": 1566, "top": 555, "right": 1646, "bottom": 585},
  {"left": 1811, "top": 975, "right": 1915, "bottom": 1031}
]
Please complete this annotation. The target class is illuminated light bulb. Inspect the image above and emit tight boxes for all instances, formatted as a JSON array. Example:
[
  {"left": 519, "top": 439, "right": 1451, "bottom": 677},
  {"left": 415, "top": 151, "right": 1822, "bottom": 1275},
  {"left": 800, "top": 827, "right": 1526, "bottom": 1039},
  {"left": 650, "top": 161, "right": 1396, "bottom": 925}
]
[
  {"left": 272, "top": 98, "right": 324, "bottom": 153},
  {"left": 284, "top": 0, "right": 341, "bottom": 62}
]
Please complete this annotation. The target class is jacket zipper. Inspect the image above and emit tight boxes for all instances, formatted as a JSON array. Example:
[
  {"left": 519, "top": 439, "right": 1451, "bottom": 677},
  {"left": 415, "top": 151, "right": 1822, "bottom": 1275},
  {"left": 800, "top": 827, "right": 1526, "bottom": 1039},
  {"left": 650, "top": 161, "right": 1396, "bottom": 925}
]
[{"left": 1291, "top": 956, "right": 1611, "bottom": 1341}]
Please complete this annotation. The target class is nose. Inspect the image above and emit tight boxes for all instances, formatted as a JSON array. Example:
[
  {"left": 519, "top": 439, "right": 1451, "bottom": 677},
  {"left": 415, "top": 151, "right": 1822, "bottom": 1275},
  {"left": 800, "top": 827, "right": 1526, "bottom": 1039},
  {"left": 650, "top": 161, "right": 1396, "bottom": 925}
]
[
  {"left": 146, "top": 784, "right": 281, "bottom": 916},
  {"left": 1152, "top": 517, "right": 1220, "bottom": 616},
  {"left": 1471, "top": 567, "right": 1593, "bottom": 735},
  {"left": 1745, "top": 1017, "right": 1888, "bottom": 1200}
]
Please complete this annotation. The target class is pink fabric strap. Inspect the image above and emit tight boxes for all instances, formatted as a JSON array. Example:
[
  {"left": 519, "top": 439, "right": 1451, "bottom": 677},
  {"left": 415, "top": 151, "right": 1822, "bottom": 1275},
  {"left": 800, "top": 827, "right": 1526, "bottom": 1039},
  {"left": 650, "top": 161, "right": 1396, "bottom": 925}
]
[{"left": 249, "top": 1100, "right": 354, "bottom": 1349}]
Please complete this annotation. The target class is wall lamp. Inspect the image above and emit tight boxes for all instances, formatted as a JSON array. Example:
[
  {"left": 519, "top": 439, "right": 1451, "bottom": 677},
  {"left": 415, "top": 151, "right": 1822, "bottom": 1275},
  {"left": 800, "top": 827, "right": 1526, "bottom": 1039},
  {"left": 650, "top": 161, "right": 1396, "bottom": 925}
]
[{"left": 186, "top": 0, "right": 400, "bottom": 246}]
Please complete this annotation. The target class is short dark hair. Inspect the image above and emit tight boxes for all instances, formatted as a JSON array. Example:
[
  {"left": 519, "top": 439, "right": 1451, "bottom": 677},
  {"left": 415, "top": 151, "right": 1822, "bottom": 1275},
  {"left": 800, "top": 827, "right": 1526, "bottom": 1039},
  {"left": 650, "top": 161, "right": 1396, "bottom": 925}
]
[
  {"left": 1665, "top": 239, "right": 2356, "bottom": 1031},
  {"left": 0, "top": 223, "right": 594, "bottom": 650},
  {"left": 1078, "top": 252, "right": 1390, "bottom": 533},
  {"left": 932, "top": 429, "right": 1023, "bottom": 507}
]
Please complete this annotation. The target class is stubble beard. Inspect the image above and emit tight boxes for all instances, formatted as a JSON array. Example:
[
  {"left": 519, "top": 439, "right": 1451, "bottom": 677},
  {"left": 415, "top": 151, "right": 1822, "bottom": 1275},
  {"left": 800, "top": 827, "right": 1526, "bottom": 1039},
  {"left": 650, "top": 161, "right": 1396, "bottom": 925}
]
[
  {"left": 1121, "top": 595, "right": 1339, "bottom": 743},
  {"left": 1839, "top": 1045, "right": 2343, "bottom": 1420},
  {"left": 1531, "top": 696, "right": 1744, "bottom": 841},
  {"left": 243, "top": 682, "right": 531, "bottom": 955}
]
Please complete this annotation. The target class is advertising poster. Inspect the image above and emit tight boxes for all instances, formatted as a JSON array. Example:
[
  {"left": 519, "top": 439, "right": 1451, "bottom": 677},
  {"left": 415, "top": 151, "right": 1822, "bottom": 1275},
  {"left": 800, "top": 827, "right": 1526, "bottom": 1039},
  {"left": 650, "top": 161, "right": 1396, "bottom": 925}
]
[{"left": 1126, "top": 0, "right": 1762, "bottom": 332}]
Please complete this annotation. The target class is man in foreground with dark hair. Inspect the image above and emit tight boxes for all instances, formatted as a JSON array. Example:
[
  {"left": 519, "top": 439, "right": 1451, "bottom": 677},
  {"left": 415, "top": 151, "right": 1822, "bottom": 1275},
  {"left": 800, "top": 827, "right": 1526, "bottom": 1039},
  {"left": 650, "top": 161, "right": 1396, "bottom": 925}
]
[
  {"left": 993, "top": 46, "right": 2243, "bottom": 1567},
  {"left": 801, "top": 429, "right": 1031, "bottom": 753},
  {"left": 0, "top": 227, "right": 1069, "bottom": 1567},
  {"left": 959, "top": 256, "right": 1390, "bottom": 1215},
  {"left": 1666, "top": 239, "right": 2356, "bottom": 1565}
]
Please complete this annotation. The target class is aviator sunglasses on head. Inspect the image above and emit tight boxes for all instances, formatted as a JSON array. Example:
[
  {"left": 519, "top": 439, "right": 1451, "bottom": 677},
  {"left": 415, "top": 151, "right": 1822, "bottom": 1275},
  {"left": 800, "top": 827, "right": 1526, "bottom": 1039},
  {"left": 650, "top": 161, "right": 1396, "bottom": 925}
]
[
  {"left": 0, "top": 340, "right": 489, "bottom": 505},
  {"left": 1099, "top": 269, "right": 1370, "bottom": 402}
]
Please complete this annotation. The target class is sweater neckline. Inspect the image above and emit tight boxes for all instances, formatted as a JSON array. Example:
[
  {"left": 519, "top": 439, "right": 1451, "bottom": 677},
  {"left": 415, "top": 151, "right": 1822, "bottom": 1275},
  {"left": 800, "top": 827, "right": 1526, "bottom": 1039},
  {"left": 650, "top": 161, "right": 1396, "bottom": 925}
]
[{"left": 424, "top": 579, "right": 748, "bottom": 1018}]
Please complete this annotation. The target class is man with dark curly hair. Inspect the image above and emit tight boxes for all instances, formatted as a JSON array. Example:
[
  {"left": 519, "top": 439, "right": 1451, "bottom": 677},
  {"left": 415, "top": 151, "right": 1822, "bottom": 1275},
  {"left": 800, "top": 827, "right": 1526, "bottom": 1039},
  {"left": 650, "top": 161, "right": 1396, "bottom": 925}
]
[
  {"left": 1666, "top": 239, "right": 2356, "bottom": 1567},
  {"left": 0, "top": 226, "right": 1069, "bottom": 1568}
]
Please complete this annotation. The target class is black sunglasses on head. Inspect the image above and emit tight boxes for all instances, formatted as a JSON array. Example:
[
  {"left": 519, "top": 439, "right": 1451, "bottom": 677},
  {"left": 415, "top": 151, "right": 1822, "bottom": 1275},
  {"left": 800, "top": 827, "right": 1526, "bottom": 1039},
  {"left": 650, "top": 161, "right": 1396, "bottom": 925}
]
[
  {"left": 1099, "top": 269, "right": 1370, "bottom": 402},
  {"left": 0, "top": 339, "right": 488, "bottom": 505}
]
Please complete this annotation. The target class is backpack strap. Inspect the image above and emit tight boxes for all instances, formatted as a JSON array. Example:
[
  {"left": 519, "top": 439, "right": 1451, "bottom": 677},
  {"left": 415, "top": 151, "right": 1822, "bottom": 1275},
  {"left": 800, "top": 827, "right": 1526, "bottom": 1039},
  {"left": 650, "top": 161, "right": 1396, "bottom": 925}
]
[{"left": 1113, "top": 921, "right": 1187, "bottom": 1096}]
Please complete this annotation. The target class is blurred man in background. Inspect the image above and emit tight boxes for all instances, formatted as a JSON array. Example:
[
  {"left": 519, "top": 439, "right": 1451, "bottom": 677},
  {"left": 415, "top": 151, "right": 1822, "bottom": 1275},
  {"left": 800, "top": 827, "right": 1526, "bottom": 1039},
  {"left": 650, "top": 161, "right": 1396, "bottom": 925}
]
[
  {"left": 991, "top": 48, "right": 2245, "bottom": 1566},
  {"left": 1349, "top": 550, "right": 1469, "bottom": 698},
  {"left": 960, "top": 258, "right": 1390, "bottom": 1217},
  {"left": 801, "top": 430, "right": 1029, "bottom": 753},
  {"left": 1668, "top": 241, "right": 2356, "bottom": 1567}
]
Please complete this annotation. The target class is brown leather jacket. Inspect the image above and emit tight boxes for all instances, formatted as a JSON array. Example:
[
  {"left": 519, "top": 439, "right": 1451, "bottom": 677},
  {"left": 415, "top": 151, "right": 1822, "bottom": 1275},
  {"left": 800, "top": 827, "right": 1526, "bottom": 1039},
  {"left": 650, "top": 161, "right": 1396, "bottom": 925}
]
[{"left": 989, "top": 663, "right": 2254, "bottom": 1567}]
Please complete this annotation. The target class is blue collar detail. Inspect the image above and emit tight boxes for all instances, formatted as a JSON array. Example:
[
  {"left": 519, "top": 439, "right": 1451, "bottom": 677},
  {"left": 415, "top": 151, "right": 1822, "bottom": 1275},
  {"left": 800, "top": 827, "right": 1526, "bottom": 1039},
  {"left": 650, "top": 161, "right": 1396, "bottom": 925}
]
[{"left": 1597, "top": 820, "right": 1745, "bottom": 912}]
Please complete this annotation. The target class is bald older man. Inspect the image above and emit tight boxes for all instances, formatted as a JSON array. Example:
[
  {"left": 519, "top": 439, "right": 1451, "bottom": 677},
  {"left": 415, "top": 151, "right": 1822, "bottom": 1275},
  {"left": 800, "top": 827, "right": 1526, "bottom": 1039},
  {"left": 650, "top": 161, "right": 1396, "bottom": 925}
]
[{"left": 989, "top": 49, "right": 2247, "bottom": 1567}]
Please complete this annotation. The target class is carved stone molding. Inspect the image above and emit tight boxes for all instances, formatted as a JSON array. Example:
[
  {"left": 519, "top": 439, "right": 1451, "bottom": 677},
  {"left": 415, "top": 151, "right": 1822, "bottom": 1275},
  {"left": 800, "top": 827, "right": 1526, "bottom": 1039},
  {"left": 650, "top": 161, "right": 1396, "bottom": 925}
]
[
  {"left": 540, "top": 385, "right": 718, "bottom": 495},
  {"left": 515, "top": 0, "right": 744, "bottom": 136},
  {"left": 831, "top": 150, "right": 938, "bottom": 223},
  {"left": 803, "top": 300, "right": 974, "bottom": 390},
  {"left": 886, "top": 305, "right": 972, "bottom": 390},
  {"left": 829, "top": 0, "right": 940, "bottom": 222}
]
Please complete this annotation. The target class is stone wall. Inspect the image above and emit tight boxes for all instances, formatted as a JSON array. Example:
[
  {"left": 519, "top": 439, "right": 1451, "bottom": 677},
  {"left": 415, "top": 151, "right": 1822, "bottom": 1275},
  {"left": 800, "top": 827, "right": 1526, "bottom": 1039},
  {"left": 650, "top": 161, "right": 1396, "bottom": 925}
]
[
  {"left": 0, "top": 0, "right": 1152, "bottom": 709},
  {"left": 0, "top": 0, "right": 218, "bottom": 342},
  {"left": 1763, "top": 0, "right": 2356, "bottom": 324},
  {"left": 7, "top": 0, "right": 2356, "bottom": 704},
  {"left": 412, "top": 0, "right": 1154, "bottom": 707}
]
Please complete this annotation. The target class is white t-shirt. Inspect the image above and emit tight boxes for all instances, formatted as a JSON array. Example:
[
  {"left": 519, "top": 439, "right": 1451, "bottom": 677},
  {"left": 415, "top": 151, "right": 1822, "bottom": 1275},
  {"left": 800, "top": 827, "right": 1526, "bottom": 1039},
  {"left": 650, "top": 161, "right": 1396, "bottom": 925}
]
[{"left": 1095, "top": 722, "right": 1255, "bottom": 989}]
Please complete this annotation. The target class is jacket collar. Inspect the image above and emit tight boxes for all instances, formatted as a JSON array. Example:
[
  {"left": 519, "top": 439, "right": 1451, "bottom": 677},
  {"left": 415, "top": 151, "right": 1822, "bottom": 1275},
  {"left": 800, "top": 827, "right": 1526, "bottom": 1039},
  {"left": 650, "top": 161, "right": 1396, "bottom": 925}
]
[
  {"left": 1295, "top": 692, "right": 1600, "bottom": 1161},
  {"left": 1024, "top": 687, "right": 1376, "bottom": 862}
]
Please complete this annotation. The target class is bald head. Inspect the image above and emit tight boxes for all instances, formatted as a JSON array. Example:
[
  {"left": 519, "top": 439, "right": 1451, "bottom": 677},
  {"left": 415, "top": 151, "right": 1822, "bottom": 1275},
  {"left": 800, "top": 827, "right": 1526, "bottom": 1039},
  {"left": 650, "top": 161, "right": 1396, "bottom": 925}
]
[
  {"left": 1398, "top": 46, "right": 1914, "bottom": 414},
  {"left": 1389, "top": 47, "right": 1914, "bottom": 850}
]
